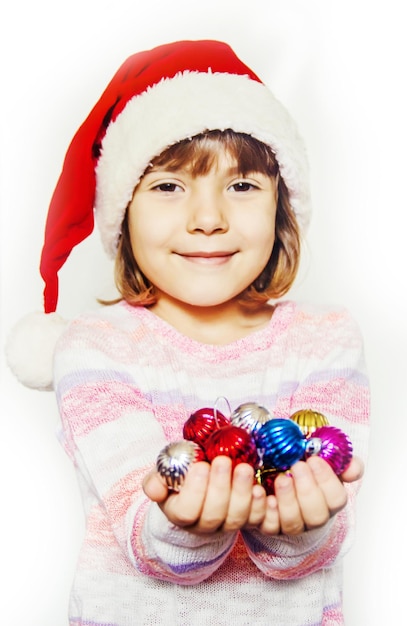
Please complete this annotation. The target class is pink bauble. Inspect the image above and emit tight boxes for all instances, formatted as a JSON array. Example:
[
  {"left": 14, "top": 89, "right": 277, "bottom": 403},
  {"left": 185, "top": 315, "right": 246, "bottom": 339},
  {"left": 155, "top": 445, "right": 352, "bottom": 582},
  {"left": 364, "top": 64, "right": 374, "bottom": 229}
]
[
  {"left": 305, "top": 425, "right": 353, "bottom": 474},
  {"left": 204, "top": 425, "right": 260, "bottom": 469},
  {"left": 183, "top": 407, "right": 229, "bottom": 446}
]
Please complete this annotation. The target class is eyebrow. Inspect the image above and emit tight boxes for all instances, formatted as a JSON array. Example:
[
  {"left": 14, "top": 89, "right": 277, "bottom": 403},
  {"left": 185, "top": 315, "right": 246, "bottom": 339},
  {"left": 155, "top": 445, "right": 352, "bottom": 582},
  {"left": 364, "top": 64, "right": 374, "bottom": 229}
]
[{"left": 145, "top": 165, "right": 259, "bottom": 177}]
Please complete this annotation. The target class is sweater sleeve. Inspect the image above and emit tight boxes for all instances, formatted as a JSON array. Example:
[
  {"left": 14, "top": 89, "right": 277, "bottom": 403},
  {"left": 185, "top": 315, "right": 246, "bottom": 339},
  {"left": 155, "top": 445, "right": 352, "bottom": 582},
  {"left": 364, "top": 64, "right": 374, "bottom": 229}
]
[
  {"left": 241, "top": 305, "right": 370, "bottom": 580},
  {"left": 53, "top": 312, "right": 237, "bottom": 585}
]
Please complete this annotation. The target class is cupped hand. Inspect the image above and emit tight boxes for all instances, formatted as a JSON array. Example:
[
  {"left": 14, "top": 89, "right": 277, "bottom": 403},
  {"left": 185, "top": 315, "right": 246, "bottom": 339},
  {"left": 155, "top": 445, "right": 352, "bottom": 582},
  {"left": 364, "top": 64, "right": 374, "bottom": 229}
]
[
  {"left": 143, "top": 456, "right": 270, "bottom": 534},
  {"left": 267, "top": 455, "right": 364, "bottom": 535},
  {"left": 143, "top": 455, "right": 364, "bottom": 537}
]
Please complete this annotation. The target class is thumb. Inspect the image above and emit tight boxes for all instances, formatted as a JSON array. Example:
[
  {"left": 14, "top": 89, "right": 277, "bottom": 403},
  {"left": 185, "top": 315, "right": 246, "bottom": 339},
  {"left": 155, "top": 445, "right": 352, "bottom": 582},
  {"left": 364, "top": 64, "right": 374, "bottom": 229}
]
[
  {"left": 340, "top": 456, "right": 364, "bottom": 483},
  {"left": 142, "top": 469, "right": 169, "bottom": 502}
]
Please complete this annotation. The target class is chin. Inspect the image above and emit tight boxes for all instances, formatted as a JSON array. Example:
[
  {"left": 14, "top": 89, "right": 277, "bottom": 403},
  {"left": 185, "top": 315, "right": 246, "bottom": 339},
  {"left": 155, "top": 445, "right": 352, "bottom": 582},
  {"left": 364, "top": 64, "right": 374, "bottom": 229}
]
[{"left": 184, "top": 295, "right": 243, "bottom": 309}]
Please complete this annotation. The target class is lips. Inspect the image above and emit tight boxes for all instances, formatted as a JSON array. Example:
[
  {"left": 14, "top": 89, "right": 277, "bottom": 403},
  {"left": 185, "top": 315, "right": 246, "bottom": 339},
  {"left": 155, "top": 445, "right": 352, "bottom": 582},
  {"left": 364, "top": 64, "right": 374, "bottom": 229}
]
[
  {"left": 176, "top": 251, "right": 236, "bottom": 265},
  {"left": 180, "top": 251, "right": 235, "bottom": 257}
]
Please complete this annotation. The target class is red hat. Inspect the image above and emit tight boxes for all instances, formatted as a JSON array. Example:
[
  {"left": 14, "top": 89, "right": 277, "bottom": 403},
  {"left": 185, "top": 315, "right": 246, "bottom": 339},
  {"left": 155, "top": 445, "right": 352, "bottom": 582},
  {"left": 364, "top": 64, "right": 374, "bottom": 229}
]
[{"left": 6, "top": 39, "right": 310, "bottom": 390}]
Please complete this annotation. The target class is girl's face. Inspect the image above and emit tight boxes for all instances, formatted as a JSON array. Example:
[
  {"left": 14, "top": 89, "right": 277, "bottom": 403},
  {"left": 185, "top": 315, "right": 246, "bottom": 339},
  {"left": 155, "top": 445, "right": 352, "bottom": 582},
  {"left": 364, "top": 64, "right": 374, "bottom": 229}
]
[{"left": 127, "top": 151, "right": 277, "bottom": 312}]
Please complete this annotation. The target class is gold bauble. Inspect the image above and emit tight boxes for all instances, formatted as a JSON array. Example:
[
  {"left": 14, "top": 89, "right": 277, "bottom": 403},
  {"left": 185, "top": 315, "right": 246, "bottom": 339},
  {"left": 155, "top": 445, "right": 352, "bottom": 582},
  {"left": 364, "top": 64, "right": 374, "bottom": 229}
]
[{"left": 290, "top": 409, "right": 329, "bottom": 438}]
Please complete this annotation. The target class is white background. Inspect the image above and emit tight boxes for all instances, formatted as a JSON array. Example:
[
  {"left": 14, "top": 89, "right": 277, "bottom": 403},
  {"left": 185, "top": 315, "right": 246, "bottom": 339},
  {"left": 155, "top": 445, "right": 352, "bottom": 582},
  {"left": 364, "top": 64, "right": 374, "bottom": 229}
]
[{"left": 1, "top": 1, "right": 406, "bottom": 624}]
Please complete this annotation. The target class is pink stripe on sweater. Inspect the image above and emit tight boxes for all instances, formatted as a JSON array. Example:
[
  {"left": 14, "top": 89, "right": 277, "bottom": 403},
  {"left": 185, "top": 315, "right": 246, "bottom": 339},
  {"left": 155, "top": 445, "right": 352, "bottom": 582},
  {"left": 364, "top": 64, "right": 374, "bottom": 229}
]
[{"left": 61, "top": 383, "right": 151, "bottom": 438}]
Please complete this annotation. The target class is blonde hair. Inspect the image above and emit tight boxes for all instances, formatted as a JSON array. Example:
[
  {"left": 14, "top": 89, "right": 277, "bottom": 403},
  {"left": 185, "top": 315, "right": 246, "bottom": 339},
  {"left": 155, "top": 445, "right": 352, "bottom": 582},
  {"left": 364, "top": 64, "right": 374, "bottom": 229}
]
[{"left": 107, "top": 130, "right": 301, "bottom": 307}]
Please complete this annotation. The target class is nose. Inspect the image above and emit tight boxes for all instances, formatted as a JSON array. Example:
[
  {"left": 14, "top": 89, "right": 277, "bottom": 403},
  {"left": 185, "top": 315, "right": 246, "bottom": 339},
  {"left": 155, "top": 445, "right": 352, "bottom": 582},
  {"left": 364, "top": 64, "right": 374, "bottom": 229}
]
[{"left": 186, "top": 188, "right": 229, "bottom": 235}]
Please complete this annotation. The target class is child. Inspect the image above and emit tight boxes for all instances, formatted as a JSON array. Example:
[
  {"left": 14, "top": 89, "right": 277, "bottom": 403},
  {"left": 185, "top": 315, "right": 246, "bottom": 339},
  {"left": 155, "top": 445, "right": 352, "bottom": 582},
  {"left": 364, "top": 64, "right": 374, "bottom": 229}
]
[{"left": 7, "top": 40, "right": 369, "bottom": 625}]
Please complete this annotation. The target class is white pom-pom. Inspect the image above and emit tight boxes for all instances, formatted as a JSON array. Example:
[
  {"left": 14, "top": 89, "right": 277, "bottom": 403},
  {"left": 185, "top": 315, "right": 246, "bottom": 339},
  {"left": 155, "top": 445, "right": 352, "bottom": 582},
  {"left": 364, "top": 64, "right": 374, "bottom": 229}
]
[{"left": 5, "top": 312, "right": 68, "bottom": 391}]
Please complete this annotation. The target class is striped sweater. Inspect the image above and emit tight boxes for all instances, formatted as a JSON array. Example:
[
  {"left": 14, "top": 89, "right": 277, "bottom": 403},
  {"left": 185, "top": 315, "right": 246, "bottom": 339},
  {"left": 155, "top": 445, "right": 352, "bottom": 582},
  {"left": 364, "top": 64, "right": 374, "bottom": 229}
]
[{"left": 54, "top": 299, "right": 369, "bottom": 626}]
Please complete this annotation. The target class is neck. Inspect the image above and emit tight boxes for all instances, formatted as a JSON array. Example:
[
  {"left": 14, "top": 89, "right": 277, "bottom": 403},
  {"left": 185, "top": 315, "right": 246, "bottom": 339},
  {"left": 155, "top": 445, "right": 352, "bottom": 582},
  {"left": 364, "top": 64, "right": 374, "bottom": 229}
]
[{"left": 149, "top": 296, "right": 274, "bottom": 345}]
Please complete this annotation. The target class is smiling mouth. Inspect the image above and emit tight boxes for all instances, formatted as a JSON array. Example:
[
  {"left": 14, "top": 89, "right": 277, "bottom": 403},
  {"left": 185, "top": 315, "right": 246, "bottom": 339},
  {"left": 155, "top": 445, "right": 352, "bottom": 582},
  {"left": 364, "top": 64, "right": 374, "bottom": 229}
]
[{"left": 176, "top": 251, "right": 236, "bottom": 265}]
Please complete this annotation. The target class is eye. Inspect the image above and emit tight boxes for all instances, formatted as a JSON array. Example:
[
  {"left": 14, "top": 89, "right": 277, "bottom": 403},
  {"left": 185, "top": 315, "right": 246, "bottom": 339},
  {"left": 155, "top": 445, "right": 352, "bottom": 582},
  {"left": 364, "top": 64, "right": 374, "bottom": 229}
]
[
  {"left": 229, "top": 181, "right": 258, "bottom": 192},
  {"left": 152, "top": 182, "right": 183, "bottom": 193}
]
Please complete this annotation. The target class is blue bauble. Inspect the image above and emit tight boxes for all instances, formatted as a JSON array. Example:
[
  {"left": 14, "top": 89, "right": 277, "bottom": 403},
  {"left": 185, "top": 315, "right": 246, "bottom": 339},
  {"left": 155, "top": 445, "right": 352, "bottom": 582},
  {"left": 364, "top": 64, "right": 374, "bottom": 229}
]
[{"left": 257, "top": 418, "right": 306, "bottom": 470}]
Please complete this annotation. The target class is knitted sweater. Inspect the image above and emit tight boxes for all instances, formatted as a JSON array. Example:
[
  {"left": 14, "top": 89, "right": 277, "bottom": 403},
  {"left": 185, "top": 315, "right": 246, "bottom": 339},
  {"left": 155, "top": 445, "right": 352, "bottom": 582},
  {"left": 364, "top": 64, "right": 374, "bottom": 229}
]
[{"left": 54, "top": 300, "right": 369, "bottom": 626}]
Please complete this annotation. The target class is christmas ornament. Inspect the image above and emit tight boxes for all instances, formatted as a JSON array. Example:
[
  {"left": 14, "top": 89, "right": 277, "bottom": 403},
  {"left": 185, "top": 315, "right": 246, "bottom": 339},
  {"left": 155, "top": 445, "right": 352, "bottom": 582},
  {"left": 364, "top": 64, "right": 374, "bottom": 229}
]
[
  {"left": 183, "top": 407, "right": 229, "bottom": 446},
  {"left": 204, "top": 425, "right": 260, "bottom": 469},
  {"left": 156, "top": 440, "right": 205, "bottom": 491},
  {"left": 290, "top": 408, "right": 329, "bottom": 437},
  {"left": 230, "top": 402, "right": 271, "bottom": 438},
  {"left": 155, "top": 401, "right": 354, "bottom": 492},
  {"left": 256, "top": 418, "right": 306, "bottom": 470},
  {"left": 305, "top": 426, "right": 353, "bottom": 474},
  {"left": 255, "top": 467, "right": 281, "bottom": 495}
]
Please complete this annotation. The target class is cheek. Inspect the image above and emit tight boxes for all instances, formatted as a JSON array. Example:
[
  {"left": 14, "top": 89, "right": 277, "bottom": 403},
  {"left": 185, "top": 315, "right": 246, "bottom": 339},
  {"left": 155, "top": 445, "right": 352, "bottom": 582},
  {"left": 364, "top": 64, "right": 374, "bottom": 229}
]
[
  {"left": 247, "top": 215, "right": 276, "bottom": 255},
  {"left": 242, "top": 198, "right": 276, "bottom": 235},
  {"left": 128, "top": 214, "right": 152, "bottom": 271},
  {"left": 129, "top": 209, "right": 160, "bottom": 249},
  {"left": 255, "top": 224, "right": 276, "bottom": 270},
  {"left": 128, "top": 216, "right": 175, "bottom": 278}
]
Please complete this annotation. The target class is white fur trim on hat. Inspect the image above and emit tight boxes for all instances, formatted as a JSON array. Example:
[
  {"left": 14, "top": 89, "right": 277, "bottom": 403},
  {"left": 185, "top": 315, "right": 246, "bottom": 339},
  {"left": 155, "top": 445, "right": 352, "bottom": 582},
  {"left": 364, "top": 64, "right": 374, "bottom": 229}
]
[
  {"left": 95, "top": 71, "right": 310, "bottom": 258},
  {"left": 6, "top": 312, "right": 67, "bottom": 391}
]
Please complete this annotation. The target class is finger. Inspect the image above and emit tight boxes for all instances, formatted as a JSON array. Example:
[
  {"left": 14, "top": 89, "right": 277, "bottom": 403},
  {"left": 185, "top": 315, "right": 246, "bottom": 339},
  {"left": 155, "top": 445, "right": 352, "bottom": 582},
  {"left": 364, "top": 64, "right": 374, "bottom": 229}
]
[
  {"left": 223, "top": 463, "right": 256, "bottom": 531},
  {"left": 142, "top": 470, "right": 169, "bottom": 502},
  {"left": 245, "top": 484, "right": 267, "bottom": 528},
  {"left": 195, "top": 456, "right": 233, "bottom": 532},
  {"left": 306, "top": 456, "right": 348, "bottom": 515},
  {"left": 162, "top": 461, "right": 210, "bottom": 526},
  {"left": 340, "top": 456, "right": 364, "bottom": 482},
  {"left": 274, "top": 472, "right": 305, "bottom": 535},
  {"left": 258, "top": 495, "right": 280, "bottom": 535},
  {"left": 290, "top": 462, "right": 330, "bottom": 529}
]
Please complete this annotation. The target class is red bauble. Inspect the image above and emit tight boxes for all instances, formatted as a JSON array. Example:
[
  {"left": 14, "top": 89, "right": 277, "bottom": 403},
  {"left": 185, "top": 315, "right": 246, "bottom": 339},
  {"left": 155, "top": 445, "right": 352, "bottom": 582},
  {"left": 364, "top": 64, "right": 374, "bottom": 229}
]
[
  {"left": 256, "top": 468, "right": 280, "bottom": 495},
  {"left": 204, "top": 425, "right": 260, "bottom": 469},
  {"left": 183, "top": 407, "right": 229, "bottom": 446},
  {"left": 191, "top": 444, "right": 207, "bottom": 462}
]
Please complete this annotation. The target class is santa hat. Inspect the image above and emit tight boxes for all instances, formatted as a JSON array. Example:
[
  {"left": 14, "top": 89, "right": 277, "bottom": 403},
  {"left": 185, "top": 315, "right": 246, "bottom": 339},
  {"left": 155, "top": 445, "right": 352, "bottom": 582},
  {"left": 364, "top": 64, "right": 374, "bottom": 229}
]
[{"left": 6, "top": 39, "right": 310, "bottom": 390}]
